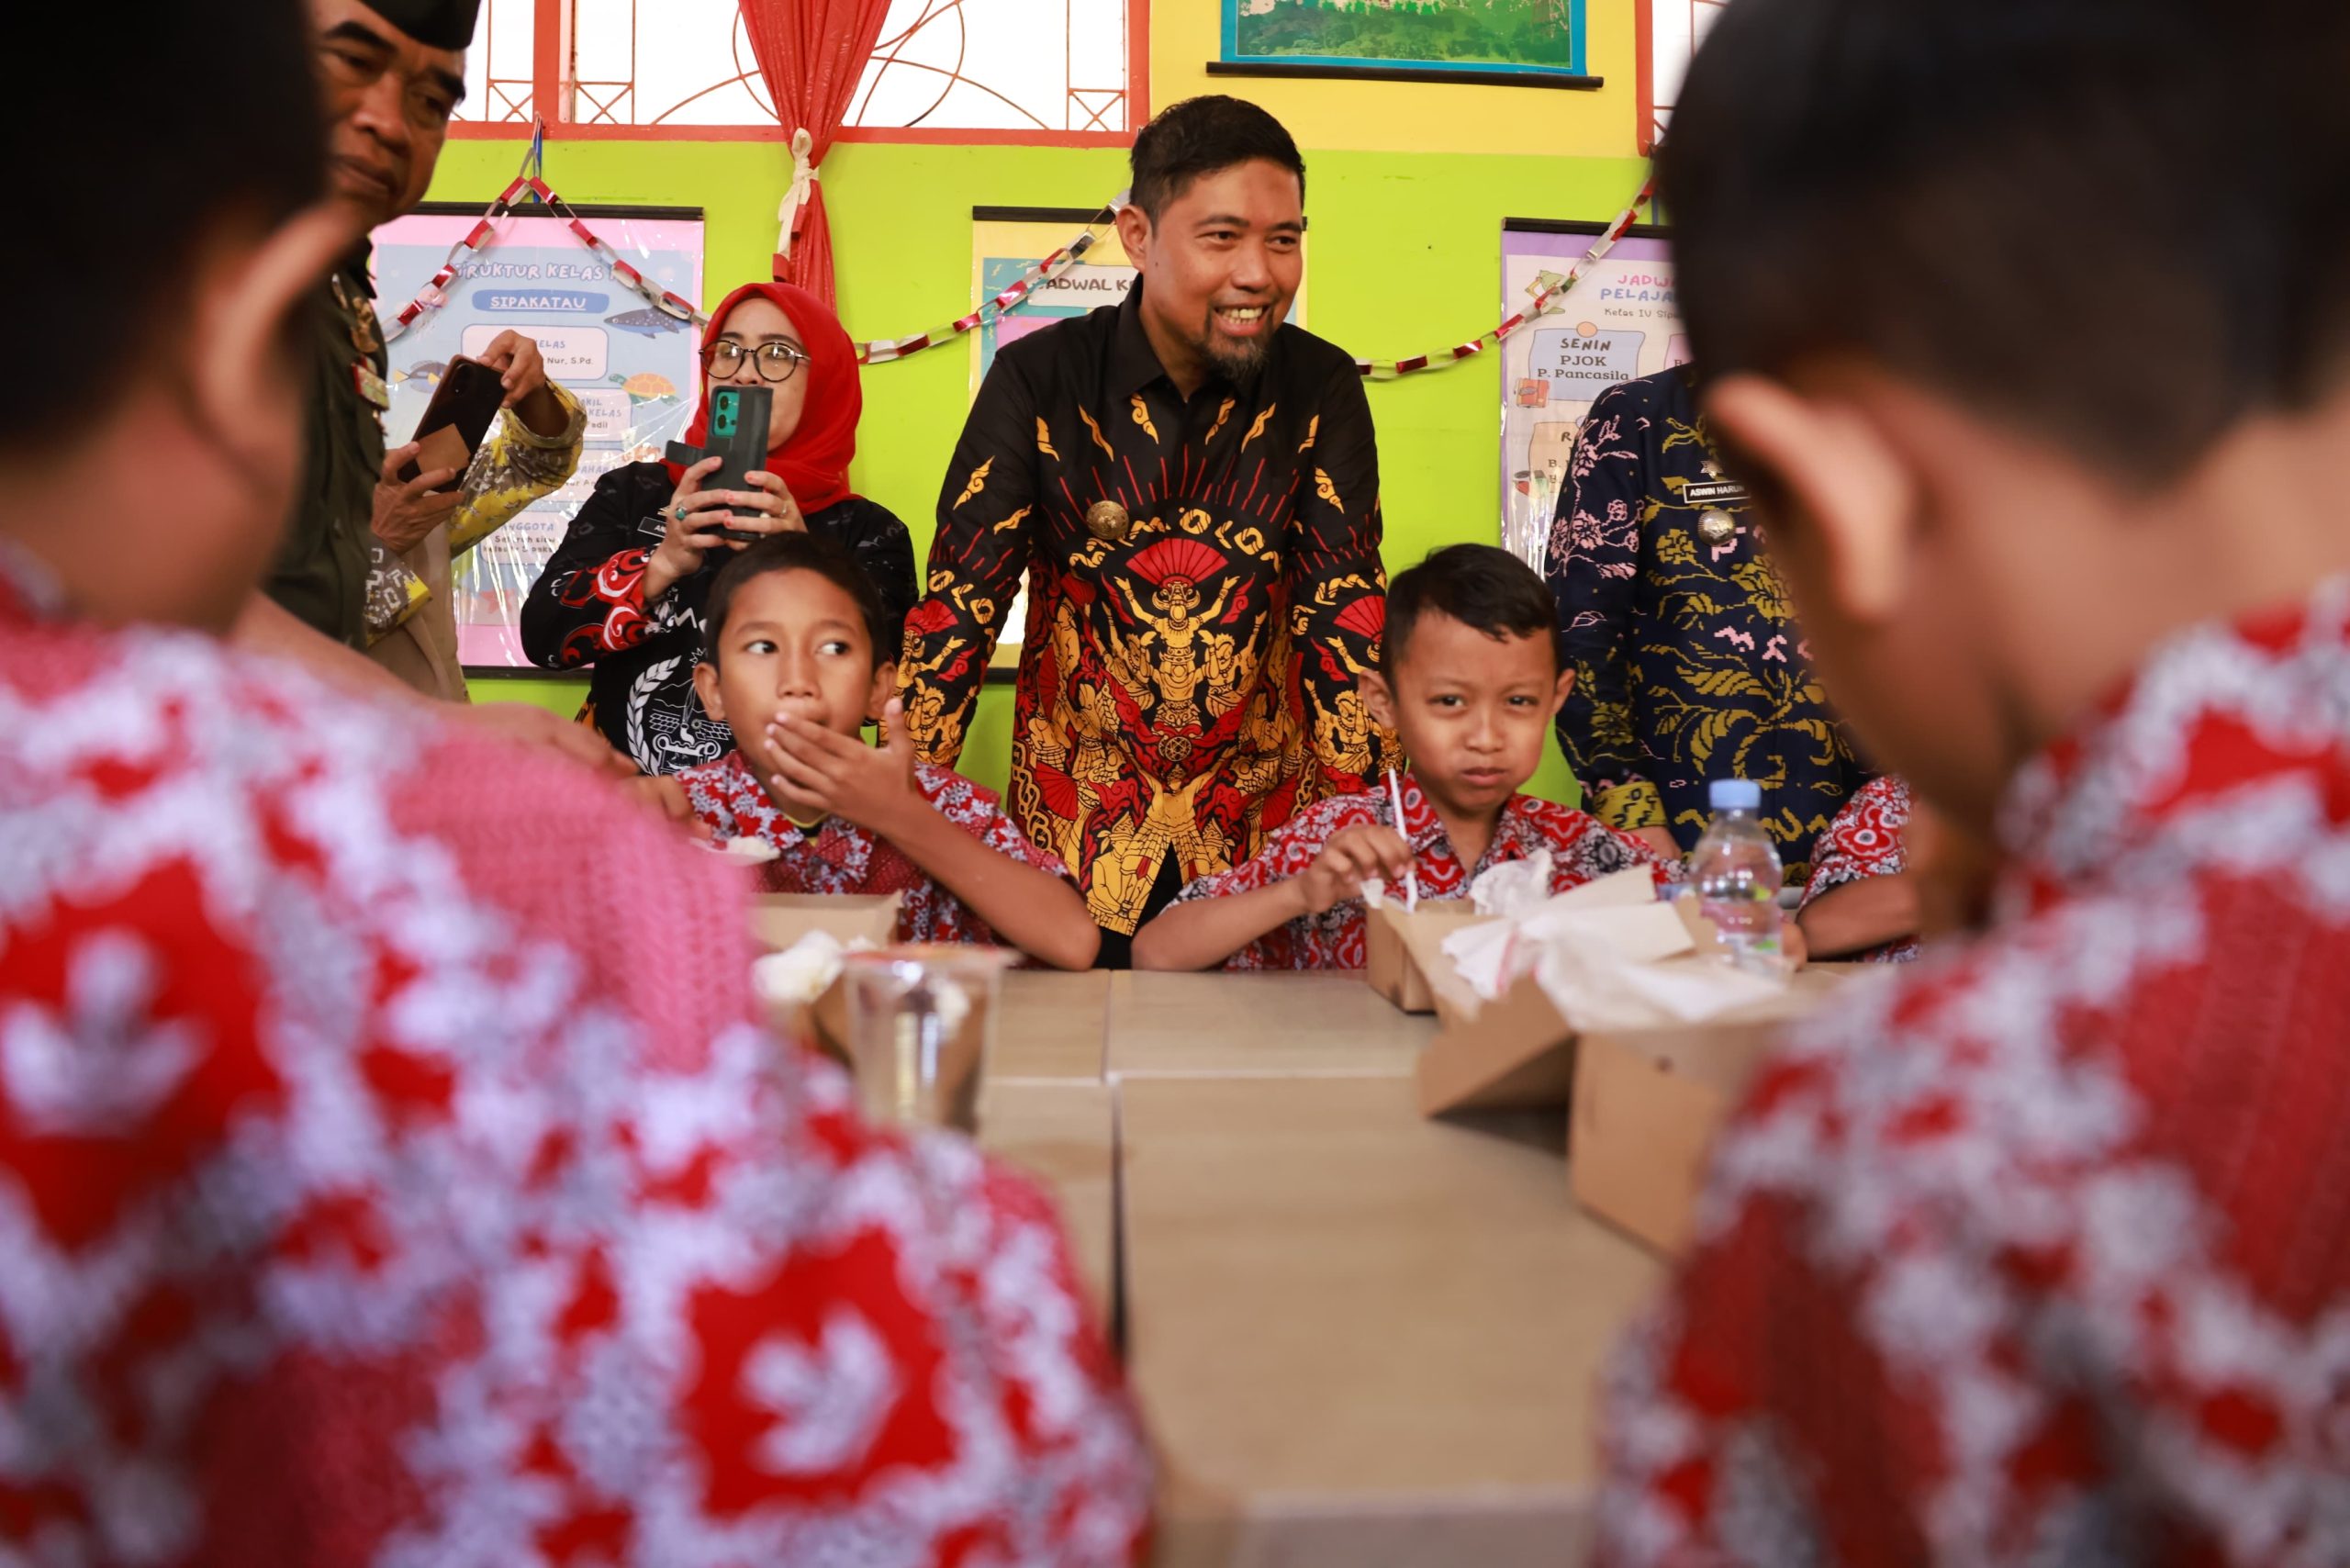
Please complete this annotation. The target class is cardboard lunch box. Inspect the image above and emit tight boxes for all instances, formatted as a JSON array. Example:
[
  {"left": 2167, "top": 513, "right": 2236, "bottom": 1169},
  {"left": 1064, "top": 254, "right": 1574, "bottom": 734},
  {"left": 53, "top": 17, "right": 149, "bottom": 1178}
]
[
  {"left": 1568, "top": 966, "right": 1855, "bottom": 1258},
  {"left": 747, "top": 892, "right": 903, "bottom": 1063},
  {"left": 1371, "top": 888, "right": 1859, "bottom": 1255},
  {"left": 1371, "top": 878, "right": 1708, "bottom": 1115}
]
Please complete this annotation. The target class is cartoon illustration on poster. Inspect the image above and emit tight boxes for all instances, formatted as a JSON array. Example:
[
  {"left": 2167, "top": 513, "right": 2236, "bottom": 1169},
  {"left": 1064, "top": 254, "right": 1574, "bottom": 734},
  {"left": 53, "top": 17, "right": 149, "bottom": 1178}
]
[
  {"left": 969, "top": 207, "right": 1306, "bottom": 666},
  {"left": 369, "top": 207, "right": 705, "bottom": 670},
  {"left": 1498, "top": 222, "right": 1684, "bottom": 572}
]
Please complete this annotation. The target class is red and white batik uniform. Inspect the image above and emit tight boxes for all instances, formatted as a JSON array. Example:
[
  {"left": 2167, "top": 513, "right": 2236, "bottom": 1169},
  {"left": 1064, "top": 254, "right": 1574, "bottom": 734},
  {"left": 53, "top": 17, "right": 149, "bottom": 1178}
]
[
  {"left": 678, "top": 749, "right": 1074, "bottom": 948},
  {"left": 1595, "top": 584, "right": 2350, "bottom": 1566},
  {"left": 0, "top": 556, "right": 1148, "bottom": 1563},
  {"left": 1798, "top": 775, "right": 1921, "bottom": 963},
  {"left": 1170, "top": 771, "right": 1668, "bottom": 969}
]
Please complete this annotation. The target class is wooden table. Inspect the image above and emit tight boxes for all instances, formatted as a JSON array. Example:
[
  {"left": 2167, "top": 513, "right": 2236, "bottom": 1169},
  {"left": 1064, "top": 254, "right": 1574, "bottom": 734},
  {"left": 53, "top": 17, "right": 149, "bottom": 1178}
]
[
  {"left": 993, "top": 969, "right": 1112, "bottom": 1082},
  {"left": 976, "top": 1078, "right": 1118, "bottom": 1322},
  {"left": 1120, "top": 1072, "right": 1665, "bottom": 1567},
  {"left": 1106, "top": 972, "right": 1438, "bottom": 1080}
]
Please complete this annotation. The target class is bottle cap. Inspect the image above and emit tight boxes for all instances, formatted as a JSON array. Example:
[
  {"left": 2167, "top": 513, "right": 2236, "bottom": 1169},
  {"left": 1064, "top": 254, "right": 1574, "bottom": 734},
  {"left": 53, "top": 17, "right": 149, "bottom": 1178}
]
[{"left": 1709, "top": 778, "right": 1762, "bottom": 812}]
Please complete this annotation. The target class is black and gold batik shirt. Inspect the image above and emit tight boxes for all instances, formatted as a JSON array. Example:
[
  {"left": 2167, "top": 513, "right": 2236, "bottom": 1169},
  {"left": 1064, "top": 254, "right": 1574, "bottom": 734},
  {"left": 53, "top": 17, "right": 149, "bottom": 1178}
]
[
  {"left": 901, "top": 288, "right": 1398, "bottom": 935},
  {"left": 1545, "top": 364, "right": 1867, "bottom": 880}
]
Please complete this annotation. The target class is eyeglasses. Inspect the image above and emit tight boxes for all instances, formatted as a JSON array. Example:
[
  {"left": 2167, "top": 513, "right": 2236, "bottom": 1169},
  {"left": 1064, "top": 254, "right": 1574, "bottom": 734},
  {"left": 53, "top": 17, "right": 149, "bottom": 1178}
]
[{"left": 702, "top": 338, "right": 810, "bottom": 384}]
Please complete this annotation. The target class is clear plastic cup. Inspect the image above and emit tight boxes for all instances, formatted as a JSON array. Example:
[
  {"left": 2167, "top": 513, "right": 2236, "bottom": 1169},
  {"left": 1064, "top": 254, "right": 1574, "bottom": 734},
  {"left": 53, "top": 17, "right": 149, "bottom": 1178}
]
[{"left": 838, "top": 945, "right": 1017, "bottom": 1133}]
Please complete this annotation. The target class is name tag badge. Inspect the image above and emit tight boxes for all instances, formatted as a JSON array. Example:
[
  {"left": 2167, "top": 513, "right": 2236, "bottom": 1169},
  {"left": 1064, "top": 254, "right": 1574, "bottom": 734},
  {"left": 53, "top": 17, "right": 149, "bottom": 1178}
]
[
  {"left": 352, "top": 360, "right": 391, "bottom": 410},
  {"left": 1684, "top": 479, "right": 1751, "bottom": 507}
]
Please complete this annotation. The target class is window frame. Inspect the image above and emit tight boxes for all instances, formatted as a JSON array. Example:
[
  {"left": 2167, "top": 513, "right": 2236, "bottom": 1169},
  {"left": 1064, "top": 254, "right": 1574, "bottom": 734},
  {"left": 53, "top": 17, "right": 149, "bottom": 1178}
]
[
  {"left": 448, "top": 0, "right": 1148, "bottom": 146},
  {"left": 1634, "top": 0, "right": 1725, "bottom": 154}
]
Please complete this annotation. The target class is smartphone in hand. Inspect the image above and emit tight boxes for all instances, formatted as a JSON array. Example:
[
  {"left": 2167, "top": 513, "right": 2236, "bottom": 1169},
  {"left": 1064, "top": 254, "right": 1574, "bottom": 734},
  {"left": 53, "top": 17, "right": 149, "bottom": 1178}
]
[
  {"left": 395, "top": 354, "right": 506, "bottom": 487},
  {"left": 665, "top": 384, "right": 773, "bottom": 543}
]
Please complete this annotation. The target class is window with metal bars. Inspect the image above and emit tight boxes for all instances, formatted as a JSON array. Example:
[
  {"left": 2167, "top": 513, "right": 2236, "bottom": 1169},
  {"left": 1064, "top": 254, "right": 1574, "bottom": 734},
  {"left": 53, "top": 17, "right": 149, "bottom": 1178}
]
[
  {"left": 454, "top": 0, "right": 1142, "bottom": 143},
  {"left": 1636, "top": 0, "right": 1726, "bottom": 152}
]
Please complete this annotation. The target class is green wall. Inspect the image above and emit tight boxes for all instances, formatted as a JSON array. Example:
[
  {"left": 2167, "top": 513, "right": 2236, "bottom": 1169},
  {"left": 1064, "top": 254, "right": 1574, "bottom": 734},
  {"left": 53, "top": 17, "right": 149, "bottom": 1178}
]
[{"left": 435, "top": 138, "right": 1647, "bottom": 804}]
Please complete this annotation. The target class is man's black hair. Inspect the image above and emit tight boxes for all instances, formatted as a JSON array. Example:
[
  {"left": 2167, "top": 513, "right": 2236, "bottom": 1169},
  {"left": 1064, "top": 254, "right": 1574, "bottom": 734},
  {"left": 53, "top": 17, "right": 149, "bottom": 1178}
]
[
  {"left": 700, "top": 533, "right": 897, "bottom": 670},
  {"left": 2269, "top": 4, "right": 2350, "bottom": 400},
  {"left": 1382, "top": 544, "right": 1560, "bottom": 680},
  {"left": 1658, "top": 0, "right": 2286, "bottom": 484},
  {"left": 1129, "top": 95, "right": 1306, "bottom": 224},
  {"left": 14, "top": 0, "right": 325, "bottom": 445}
]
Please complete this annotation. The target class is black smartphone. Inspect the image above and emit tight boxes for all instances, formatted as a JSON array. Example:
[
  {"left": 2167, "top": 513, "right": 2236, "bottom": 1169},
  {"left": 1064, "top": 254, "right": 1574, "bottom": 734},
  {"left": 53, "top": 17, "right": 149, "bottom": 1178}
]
[
  {"left": 395, "top": 354, "right": 506, "bottom": 486},
  {"left": 665, "top": 383, "right": 772, "bottom": 543}
]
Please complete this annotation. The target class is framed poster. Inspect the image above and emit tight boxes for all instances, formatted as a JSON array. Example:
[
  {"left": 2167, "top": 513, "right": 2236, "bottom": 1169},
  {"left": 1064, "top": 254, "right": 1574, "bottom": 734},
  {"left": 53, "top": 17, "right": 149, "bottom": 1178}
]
[
  {"left": 368, "top": 203, "right": 706, "bottom": 672},
  {"left": 1216, "top": 0, "right": 1590, "bottom": 86},
  {"left": 968, "top": 206, "right": 1306, "bottom": 669},
  {"left": 1498, "top": 218, "right": 1684, "bottom": 571}
]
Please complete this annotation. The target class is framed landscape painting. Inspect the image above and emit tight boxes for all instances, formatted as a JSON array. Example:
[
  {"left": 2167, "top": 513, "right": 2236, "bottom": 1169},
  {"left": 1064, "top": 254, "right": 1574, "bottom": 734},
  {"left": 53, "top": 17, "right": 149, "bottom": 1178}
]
[{"left": 1217, "top": 0, "right": 1591, "bottom": 86}]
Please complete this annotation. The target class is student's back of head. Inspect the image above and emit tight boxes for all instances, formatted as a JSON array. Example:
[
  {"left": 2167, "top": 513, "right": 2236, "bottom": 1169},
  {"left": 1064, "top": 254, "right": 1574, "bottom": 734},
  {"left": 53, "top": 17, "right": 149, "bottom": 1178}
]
[
  {"left": 1659, "top": 0, "right": 2274, "bottom": 481},
  {"left": 1655, "top": 0, "right": 2350, "bottom": 829},
  {"left": 8, "top": 0, "right": 343, "bottom": 631}
]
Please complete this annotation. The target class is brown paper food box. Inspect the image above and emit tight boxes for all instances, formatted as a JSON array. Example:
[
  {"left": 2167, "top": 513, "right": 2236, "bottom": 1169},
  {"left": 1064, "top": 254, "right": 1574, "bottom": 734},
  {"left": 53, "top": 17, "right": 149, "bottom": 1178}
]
[
  {"left": 1405, "top": 894, "right": 1751, "bottom": 1115},
  {"left": 1363, "top": 900, "right": 1492, "bottom": 1013},
  {"left": 745, "top": 892, "right": 903, "bottom": 1065},
  {"left": 1570, "top": 964, "right": 1859, "bottom": 1258}
]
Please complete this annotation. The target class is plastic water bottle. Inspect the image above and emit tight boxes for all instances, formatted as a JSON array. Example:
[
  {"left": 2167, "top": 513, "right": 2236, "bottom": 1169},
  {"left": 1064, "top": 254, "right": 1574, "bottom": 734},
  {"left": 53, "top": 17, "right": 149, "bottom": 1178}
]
[{"left": 1690, "top": 778, "right": 1785, "bottom": 973}]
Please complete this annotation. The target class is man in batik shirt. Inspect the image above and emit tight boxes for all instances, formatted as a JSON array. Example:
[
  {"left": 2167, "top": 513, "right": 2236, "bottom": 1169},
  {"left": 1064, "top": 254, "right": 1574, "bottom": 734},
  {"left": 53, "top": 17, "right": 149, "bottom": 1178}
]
[
  {"left": 901, "top": 96, "right": 1394, "bottom": 962},
  {"left": 1595, "top": 2, "right": 2350, "bottom": 1559},
  {"left": 1547, "top": 363, "right": 1867, "bottom": 878},
  {"left": 0, "top": 9, "right": 1149, "bottom": 1559}
]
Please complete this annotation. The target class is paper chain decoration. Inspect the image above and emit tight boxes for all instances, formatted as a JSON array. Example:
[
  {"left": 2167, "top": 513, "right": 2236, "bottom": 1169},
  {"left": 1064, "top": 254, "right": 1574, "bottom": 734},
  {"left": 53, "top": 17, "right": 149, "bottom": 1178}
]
[{"left": 375, "top": 157, "right": 1654, "bottom": 382}]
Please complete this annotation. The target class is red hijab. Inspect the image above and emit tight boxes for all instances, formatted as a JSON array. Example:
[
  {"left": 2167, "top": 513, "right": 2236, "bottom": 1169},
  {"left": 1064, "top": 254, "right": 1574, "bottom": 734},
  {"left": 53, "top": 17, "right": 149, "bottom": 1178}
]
[{"left": 666, "top": 281, "right": 861, "bottom": 513}]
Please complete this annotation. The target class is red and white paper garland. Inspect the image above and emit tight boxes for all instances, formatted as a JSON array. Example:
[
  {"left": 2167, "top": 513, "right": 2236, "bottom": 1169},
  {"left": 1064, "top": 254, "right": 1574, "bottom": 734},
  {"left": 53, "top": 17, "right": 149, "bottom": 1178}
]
[{"left": 375, "top": 159, "right": 1655, "bottom": 383}]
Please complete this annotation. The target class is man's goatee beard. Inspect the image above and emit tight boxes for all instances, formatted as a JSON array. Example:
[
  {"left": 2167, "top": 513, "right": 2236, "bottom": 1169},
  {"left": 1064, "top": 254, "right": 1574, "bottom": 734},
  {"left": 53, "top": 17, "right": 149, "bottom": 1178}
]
[{"left": 1202, "top": 331, "right": 1271, "bottom": 381}]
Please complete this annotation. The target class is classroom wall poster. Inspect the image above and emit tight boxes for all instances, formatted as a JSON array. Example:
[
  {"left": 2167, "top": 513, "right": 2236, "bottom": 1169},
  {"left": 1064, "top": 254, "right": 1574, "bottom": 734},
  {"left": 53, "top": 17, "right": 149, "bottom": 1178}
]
[
  {"left": 369, "top": 207, "right": 705, "bottom": 671},
  {"left": 1498, "top": 222, "right": 1684, "bottom": 573},
  {"left": 968, "top": 208, "right": 1305, "bottom": 666}
]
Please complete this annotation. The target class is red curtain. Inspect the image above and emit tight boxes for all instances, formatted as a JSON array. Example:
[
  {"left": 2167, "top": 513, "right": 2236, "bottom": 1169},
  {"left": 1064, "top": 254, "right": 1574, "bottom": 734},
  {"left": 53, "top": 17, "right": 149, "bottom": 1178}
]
[{"left": 737, "top": 0, "right": 895, "bottom": 309}]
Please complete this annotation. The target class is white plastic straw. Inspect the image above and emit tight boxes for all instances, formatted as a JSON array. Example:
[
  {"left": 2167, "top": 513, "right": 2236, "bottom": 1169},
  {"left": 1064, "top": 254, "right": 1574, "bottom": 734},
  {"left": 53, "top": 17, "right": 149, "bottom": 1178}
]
[{"left": 1386, "top": 767, "right": 1418, "bottom": 911}]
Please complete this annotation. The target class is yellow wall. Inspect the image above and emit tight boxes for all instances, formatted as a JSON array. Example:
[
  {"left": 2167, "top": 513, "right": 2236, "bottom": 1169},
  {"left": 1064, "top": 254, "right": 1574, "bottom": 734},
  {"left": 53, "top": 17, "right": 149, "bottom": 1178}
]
[{"left": 454, "top": 2, "right": 1650, "bottom": 806}]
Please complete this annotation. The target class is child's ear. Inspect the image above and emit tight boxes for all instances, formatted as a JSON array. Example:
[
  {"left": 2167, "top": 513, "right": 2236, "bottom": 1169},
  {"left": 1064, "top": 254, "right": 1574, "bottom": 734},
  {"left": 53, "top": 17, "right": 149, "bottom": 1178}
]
[
  {"left": 1705, "top": 374, "right": 1917, "bottom": 627},
  {"left": 1550, "top": 665, "right": 1576, "bottom": 717},
  {"left": 692, "top": 660, "right": 726, "bottom": 723},
  {"left": 1359, "top": 668, "right": 1398, "bottom": 730},
  {"left": 867, "top": 659, "right": 899, "bottom": 724}
]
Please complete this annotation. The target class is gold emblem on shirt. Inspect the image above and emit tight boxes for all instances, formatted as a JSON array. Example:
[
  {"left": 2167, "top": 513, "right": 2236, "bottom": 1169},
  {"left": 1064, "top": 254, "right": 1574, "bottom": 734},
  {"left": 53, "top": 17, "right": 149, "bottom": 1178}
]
[
  {"left": 331, "top": 273, "right": 382, "bottom": 355},
  {"left": 1086, "top": 499, "right": 1133, "bottom": 543},
  {"left": 1700, "top": 510, "right": 1736, "bottom": 543}
]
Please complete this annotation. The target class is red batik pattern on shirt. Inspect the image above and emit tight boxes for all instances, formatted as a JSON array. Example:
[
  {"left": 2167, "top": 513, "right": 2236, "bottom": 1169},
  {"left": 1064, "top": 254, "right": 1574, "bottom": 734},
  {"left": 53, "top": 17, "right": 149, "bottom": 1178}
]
[
  {"left": 547, "top": 543, "right": 655, "bottom": 666},
  {"left": 1171, "top": 771, "right": 1670, "bottom": 969},
  {"left": 1798, "top": 774, "right": 1920, "bottom": 963},
  {"left": 1595, "top": 583, "right": 2350, "bottom": 1567},
  {"left": 677, "top": 750, "right": 1074, "bottom": 948},
  {"left": 0, "top": 568, "right": 1148, "bottom": 1565}
]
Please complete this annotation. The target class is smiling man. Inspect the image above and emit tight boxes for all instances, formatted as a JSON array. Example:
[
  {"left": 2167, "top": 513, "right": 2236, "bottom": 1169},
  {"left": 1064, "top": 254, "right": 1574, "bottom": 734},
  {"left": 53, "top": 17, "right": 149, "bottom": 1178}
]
[
  {"left": 901, "top": 95, "right": 1395, "bottom": 965},
  {"left": 246, "top": 0, "right": 593, "bottom": 713}
]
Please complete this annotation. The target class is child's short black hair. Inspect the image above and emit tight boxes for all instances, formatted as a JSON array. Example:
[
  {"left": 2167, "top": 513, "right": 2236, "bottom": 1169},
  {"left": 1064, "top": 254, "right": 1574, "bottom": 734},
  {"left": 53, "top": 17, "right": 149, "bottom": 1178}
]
[
  {"left": 1129, "top": 95, "right": 1306, "bottom": 224},
  {"left": 699, "top": 534, "right": 897, "bottom": 670},
  {"left": 1659, "top": 0, "right": 2278, "bottom": 483},
  {"left": 14, "top": 0, "right": 321, "bottom": 448},
  {"left": 1382, "top": 544, "right": 1560, "bottom": 681}
]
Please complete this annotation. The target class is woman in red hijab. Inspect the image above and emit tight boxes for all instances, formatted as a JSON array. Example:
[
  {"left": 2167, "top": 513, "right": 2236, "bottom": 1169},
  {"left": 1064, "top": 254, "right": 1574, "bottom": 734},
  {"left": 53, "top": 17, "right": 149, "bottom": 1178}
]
[{"left": 522, "top": 282, "right": 915, "bottom": 773}]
